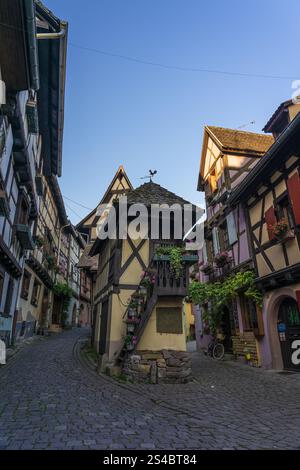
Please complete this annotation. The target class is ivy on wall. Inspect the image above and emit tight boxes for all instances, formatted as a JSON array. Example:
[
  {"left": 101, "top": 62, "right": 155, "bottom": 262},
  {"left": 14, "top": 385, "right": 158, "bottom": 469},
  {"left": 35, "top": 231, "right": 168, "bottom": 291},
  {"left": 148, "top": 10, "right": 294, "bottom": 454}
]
[
  {"left": 188, "top": 270, "right": 263, "bottom": 334},
  {"left": 53, "top": 282, "right": 73, "bottom": 326}
]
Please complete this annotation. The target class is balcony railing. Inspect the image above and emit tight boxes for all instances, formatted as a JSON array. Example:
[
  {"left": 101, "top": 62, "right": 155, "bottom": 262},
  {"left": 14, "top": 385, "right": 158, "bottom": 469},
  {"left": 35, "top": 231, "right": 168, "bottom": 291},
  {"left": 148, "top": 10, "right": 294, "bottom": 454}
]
[{"left": 153, "top": 254, "right": 198, "bottom": 297}]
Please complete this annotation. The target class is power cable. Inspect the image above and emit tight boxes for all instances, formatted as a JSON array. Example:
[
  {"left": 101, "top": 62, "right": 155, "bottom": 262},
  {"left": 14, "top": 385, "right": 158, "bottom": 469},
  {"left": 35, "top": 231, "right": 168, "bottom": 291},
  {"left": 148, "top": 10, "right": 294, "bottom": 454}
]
[
  {"left": 0, "top": 21, "right": 296, "bottom": 80},
  {"left": 69, "top": 42, "right": 297, "bottom": 80}
]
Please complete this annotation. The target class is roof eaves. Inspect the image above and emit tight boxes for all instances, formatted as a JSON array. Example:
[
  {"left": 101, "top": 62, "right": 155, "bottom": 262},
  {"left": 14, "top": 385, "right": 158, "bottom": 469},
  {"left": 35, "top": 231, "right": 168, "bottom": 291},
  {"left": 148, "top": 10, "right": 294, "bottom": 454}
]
[{"left": 228, "top": 112, "right": 300, "bottom": 205}]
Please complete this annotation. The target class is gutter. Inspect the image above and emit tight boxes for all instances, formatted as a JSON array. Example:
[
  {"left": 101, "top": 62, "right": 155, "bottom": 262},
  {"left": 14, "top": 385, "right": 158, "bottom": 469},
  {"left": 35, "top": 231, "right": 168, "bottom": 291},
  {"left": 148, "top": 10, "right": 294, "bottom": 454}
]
[
  {"left": 23, "top": 0, "right": 40, "bottom": 90},
  {"left": 228, "top": 112, "right": 300, "bottom": 206}
]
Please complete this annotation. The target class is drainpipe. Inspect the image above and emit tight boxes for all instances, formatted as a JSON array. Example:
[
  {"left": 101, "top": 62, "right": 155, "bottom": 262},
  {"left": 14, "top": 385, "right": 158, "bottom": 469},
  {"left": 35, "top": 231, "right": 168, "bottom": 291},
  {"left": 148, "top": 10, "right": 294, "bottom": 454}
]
[
  {"left": 23, "top": 0, "right": 40, "bottom": 90},
  {"left": 36, "top": 29, "right": 66, "bottom": 40}
]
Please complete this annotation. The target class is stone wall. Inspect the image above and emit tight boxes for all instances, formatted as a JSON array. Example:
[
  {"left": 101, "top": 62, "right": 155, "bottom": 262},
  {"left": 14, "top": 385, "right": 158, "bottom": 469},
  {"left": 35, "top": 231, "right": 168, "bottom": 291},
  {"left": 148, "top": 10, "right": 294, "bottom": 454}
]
[{"left": 123, "top": 350, "right": 192, "bottom": 384}]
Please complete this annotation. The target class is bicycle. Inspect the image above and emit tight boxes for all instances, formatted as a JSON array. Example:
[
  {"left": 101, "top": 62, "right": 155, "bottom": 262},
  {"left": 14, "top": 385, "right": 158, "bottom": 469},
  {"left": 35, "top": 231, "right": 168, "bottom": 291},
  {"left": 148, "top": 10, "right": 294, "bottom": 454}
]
[{"left": 207, "top": 336, "right": 225, "bottom": 360}]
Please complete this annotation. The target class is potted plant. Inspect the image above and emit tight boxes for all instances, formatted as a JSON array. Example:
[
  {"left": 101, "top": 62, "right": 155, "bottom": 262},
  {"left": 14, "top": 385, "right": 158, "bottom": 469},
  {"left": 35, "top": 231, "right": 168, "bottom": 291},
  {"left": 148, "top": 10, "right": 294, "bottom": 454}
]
[
  {"left": 140, "top": 271, "right": 156, "bottom": 294},
  {"left": 127, "top": 322, "right": 136, "bottom": 333},
  {"left": 200, "top": 263, "right": 214, "bottom": 275},
  {"left": 127, "top": 300, "right": 138, "bottom": 318},
  {"left": 123, "top": 334, "right": 134, "bottom": 351},
  {"left": 214, "top": 251, "right": 231, "bottom": 268},
  {"left": 268, "top": 218, "right": 293, "bottom": 242}
]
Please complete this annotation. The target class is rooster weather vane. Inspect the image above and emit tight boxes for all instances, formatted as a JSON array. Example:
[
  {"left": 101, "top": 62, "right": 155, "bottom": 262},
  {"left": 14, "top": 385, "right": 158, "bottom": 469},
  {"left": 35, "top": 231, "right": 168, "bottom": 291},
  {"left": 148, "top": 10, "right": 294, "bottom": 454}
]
[{"left": 140, "top": 169, "right": 157, "bottom": 182}]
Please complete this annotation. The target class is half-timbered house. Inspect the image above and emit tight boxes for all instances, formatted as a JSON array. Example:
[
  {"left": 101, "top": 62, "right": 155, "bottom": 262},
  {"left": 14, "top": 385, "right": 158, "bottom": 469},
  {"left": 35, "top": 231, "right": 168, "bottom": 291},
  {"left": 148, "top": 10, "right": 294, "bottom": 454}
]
[
  {"left": 88, "top": 180, "right": 198, "bottom": 383},
  {"left": 0, "top": 0, "right": 41, "bottom": 345},
  {"left": 195, "top": 126, "right": 274, "bottom": 365},
  {"left": 228, "top": 100, "right": 300, "bottom": 371},
  {"left": 77, "top": 166, "right": 133, "bottom": 332}
]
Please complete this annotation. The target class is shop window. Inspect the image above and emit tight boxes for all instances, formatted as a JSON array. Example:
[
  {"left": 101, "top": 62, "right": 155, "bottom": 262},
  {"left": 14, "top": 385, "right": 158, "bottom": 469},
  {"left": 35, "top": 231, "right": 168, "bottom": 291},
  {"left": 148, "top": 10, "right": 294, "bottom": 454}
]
[
  {"left": 156, "top": 307, "right": 183, "bottom": 334},
  {"left": 240, "top": 295, "right": 258, "bottom": 331},
  {"left": 21, "top": 270, "right": 31, "bottom": 300},
  {"left": 31, "top": 279, "right": 41, "bottom": 306}
]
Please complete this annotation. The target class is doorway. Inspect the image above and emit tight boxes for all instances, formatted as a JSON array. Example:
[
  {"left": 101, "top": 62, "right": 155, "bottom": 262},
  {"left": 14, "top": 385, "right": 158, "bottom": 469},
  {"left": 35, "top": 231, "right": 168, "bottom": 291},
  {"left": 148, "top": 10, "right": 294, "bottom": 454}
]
[
  {"left": 278, "top": 298, "right": 300, "bottom": 371},
  {"left": 99, "top": 300, "right": 109, "bottom": 355},
  {"left": 72, "top": 303, "right": 77, "bottom": 326},
  {"left": 221, "top": 306, "right": 234, "bottom": 353},
  {"left": 52, "top": 294, "right": 62, "bottom": 325}
]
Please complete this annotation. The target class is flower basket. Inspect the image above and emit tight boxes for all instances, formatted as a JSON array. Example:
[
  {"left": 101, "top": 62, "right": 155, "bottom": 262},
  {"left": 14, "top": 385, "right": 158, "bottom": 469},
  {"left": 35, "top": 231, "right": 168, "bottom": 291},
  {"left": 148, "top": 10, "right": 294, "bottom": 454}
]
[
  {"left": 268, "top": 218, "right": 289, "bottom": 241},
  {"left": 214, "top": 252, "right": 231, "bottom": 268}
]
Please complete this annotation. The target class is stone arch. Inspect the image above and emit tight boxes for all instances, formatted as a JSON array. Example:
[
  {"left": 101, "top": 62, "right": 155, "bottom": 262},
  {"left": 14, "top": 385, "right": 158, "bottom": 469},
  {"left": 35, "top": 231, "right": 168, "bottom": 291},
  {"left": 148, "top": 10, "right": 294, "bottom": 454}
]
[{"left": 264, "top": 287, "right": 297, "bottom": 370}]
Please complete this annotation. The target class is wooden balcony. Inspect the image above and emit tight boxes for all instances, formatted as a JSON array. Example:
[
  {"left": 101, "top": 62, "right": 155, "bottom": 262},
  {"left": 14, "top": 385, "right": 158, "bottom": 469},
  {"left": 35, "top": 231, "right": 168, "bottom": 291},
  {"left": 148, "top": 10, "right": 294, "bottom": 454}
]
[{"left": 154, "top": 256, "right": 197, "bottom": 297}]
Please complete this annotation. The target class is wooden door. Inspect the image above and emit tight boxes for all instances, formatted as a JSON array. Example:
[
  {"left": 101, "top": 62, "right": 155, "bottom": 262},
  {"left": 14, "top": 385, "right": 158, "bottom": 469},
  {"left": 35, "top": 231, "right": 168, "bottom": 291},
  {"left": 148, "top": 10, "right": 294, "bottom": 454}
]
[
  {"left": 40, "top": 288, "right": 48, "bottom": 328},
  {"left": 52, "top": 295, "right": 62, "bottom": 325},
  {"left": 278, "top": 298, "right": 300, "bottom": 371},
  {"left": 99, "top": 300, "right": 109, "bottom": 355}
]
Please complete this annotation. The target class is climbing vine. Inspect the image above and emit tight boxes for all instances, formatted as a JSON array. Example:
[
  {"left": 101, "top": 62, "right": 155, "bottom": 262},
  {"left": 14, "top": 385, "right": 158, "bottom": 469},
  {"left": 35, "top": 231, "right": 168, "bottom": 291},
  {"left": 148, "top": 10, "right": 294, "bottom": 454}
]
[
  {"left": 53, "top": 282, "right": 73, "bottom": 326},
  {"left": 188, "top": 270, "right": 263, "bottom": 335},
  {"left": 155, "top": 246, "right": 185, "bottom": 279}
]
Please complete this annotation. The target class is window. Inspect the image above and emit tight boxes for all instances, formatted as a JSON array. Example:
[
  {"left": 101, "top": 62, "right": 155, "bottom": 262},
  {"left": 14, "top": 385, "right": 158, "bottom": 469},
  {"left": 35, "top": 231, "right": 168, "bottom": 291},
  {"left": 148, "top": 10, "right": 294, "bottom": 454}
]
[
  {"left": 156, "top": 307, "right": 183, "bottom": 334},
  {"left": 209, "top": 169, "right": 217, "bottom": 193},
  {"left": 277, "top": 194, "right": 294, "bottom": 229},
  {"left": 219, "top": 221, "right": 229, "bottom": 251},
  {"left": 212, "top": 227, "right": 220, "bottom": 255},
  {"left": 21, "top": 270, "right": 31, "bottom": 300},
  {"left": 240, "top": 295, "right": 258, "bottom": 331},
  {"left": 31, "top": 279, "right": 41, "bottom": 306},
  {"left": 18, "top": 196, "right": 30, "bottom": 225},
  {"left": 205, "top": 238, "right": 214, "bottom": 263}
]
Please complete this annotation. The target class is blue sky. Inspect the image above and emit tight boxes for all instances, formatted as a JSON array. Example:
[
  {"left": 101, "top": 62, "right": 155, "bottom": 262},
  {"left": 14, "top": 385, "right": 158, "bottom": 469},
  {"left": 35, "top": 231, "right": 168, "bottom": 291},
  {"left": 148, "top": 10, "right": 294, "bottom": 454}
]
[{"left": 45, "top": 0, "right": 300, "bottom": 224}]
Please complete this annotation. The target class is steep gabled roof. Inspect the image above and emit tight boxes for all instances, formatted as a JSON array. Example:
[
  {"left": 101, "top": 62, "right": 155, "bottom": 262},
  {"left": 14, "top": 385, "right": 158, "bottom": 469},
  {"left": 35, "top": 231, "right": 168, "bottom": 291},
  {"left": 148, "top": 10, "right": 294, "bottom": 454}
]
[
  {"left": 76, "top": 165, "right": 133, "bottom": 230},
  {"left": 206, "top": 126, "right": 274, "bottom": 156},
  {"left": 228, "top": 111, "right": 300, "bottom": 205},
  {"left": 126, "top": 181, "right": 192, "bottom": 206},
  {"left": 77, "top": 243, "right": 98, "bottom": 270},
  {"left": 197, "top": 125, "right": 274, "bottom": 191}
]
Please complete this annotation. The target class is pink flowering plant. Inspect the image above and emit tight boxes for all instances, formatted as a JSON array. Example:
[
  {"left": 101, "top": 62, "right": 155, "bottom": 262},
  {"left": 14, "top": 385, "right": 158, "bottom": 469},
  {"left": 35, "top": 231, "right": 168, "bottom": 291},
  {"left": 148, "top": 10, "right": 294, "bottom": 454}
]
[
  {"left": 214, "top": 251, "right": 231, "bottom": 268},
  {"left": 140, "top": 270, "right": 156, "bottom": 288},
  {"left": 268, "top": 218, "right": 289, "bottom": 239}
]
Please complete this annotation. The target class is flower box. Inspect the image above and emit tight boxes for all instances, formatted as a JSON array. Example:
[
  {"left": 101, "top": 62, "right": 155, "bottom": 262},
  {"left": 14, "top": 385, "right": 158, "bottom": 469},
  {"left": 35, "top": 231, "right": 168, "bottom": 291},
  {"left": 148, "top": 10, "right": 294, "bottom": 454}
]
[
  {"left": 154, "top": 254, "right": 198, "bottom": 263},
  {"left": 214, "top": 251, "right": 231, "bottom": 268}
]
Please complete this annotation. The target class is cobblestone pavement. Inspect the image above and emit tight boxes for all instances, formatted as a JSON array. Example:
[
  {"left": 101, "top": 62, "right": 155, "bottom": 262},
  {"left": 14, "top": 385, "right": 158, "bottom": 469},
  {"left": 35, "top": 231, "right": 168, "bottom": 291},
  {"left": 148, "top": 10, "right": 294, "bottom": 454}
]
[{"left": 1, "top": 328, "right": 300, "bottom": 450}]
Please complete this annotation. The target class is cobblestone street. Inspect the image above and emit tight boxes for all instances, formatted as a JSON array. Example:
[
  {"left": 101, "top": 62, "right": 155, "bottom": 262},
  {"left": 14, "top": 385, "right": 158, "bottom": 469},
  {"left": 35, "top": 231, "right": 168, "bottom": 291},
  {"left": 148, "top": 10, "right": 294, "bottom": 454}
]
[{"left": 1, "top": 328, "right": 300, "bottom": 450}]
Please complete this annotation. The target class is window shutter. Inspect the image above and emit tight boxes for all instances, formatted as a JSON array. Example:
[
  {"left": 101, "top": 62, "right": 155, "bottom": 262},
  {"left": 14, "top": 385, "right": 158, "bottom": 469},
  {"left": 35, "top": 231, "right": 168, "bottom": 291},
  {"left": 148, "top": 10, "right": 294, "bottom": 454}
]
[
  {"left": 287, "top": 171, "right": 300, "bottom": 226},
  {"left": 212, "top": 227, "right": 220, "bottom": 255},
  {"left": 203, "top": 241, "right": 208, "bottom": 264},
  {"left": 226, "top": 212, "right": 238, "bottom": 245},
  {"left": 265, "top": 206, "right": 277, "bottom": 240}
]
